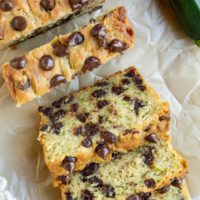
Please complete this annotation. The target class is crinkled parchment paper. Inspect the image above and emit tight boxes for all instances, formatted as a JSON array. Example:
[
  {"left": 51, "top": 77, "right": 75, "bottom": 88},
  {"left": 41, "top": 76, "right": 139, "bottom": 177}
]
[{"left": 0, "top": 0, "right": 200, "bottom": 199}]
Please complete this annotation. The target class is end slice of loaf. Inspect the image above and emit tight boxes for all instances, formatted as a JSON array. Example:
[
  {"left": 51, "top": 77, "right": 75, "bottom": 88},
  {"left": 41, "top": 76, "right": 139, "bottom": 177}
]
[
  {"left": 38, "top": 67, "right": 170, "bottom": 186},
  {"left": 2, "top": 6, "right": 134, "bottom": 106},
  {"left": 59, "top": 140, "right": 188, "bottom": 199}
]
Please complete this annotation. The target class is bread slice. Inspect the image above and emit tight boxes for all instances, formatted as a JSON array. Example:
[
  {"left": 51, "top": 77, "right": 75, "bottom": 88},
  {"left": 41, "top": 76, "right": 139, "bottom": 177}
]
[
  {"left": 59, "top": 140, "right": 188, "bottom": 199},
  {"left": 0, "top": 0, "right": 105, "bottom": 49},
  {"left": 2, "top": 6, "right": 134, "bottom": 106},
  {"left": 38, "top": 67, "right": 170, "bottom": 186}
]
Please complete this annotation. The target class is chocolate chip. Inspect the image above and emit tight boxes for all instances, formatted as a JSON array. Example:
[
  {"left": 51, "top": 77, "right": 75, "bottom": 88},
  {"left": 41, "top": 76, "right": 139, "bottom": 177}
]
[
  {"left": 88, "top": 176, "right": 102, "bottom": 187},
  {"left": 64, "top": 96, "right": 74, "bottom": 104},
  {"left": 98, "top": 116, "right": 103, "bottom": 124},
  {"left": 82, "top": 137, "right": 92, "bottom": 147},
  {"left": 67, "top": 32, "right": 84, "bottom": 46},
  {"left": 126, "top": 195, "right": 138, "bottom": 200},
  {"left": 74, "top": 126, "right": 82, "bottom": 136},
  {"left": 65, "top": 192, "right": 74, "bottom": 200},
  {"left": 156, "top": 185, "right": 170, "bottom": 194},
  {"left": 121, "top": 78, "right": 130, "bottom": 85},
  {"left": 17, "top": 79, "right": 30, "bottom": 90},
  {"left": 138, "top": 192, "right": 151, "bottom": 200},
  {"left": 62, "top": 156, "right": 77, "bottom": 174},
  {"left": 40, "top": 124, "right": 49, "bottom": 132},
  {"left": 134, "top": 75, "right": 146, "bottom": 91},
  {"left": 81, "top": 163, "right": 100, "bottom": 177},
  {"left": 97, "top": 100, "right": 109, "bottom": 109},
  {"left": 57, "top": 175, "right": 70, "bottom": 185},
  {"left": 159, "top": 116, "right": 170, "bottom": 121},
  {"left": 144, "top": 133, "right": 157, "bottom": 143},
  {"left": 38, "top": 106, "right": 53, "bottom": 116},
  {"left": 171, "top": 178, "right": 182, "bottom": 189},
  {"left": 77, "top": 112, "right": 89, "bottom": 123},
  {"left": 95, "top": 81, "right": 109, "bottom": 87},
  {"left": 39, "top": 55, "right": 54, "bottom": 71},
  {"left": 69, "top": 0, "right": 88, "bottom": 10},
  {"left": 108, "top": 39, "right": 128, "bottom": 52},
  {"left": 134, "top": 99, "right": 145, "bottom": 115},
  {"left": 50, "top": 109, "right": 66, "bottom": 122},
  {"left": 85, "top": 123, "right": 99, "bottom": 136},
  {"left": 40, "top": 0, "right": 55, "bottom": 11},
  {"left": 92, "top": 89, "right": 106, "bottom": 98},
  {"left": 95, "top": 144, "right": 109, "bottom": 159},
  {"left": 10, "top": 56, "right": 26, "bottom": 70},
  {"left": 83, "top": 56, "right": 101, "bottom": 72},
  {"left": 123, "top": 95, "right": 131, "bottom": 102},
  {"left": 100, "top": 184, "right": 115, "bottom": 198},
  {"left": 112, "top": 152, "right": 123, "bottom": 160},
  {"left": 100, "top": 131, "right": 117, "bottom": 144},
  {"left": 144, "top": 178, "right": 156, "bottom": 188},
  {"left": 11, "top": 16, "right": 27, "bottom": 31},
  {"left": 91, "top": 23, "right": 107, "bottom": 40},
  {"left": 118, "top": 6, "right": 126, "bottom": 22},
  {"left": 124, "top": 69, "right": 135, "bottom": 78},
  {"left": 50, "top": 74, "right": 66, "bottom": 88},
  {"left": 143, "top": 146, "right": 155, "bottom": 166},
  {"left": 112, "top": 86, "right": 125, "bottom": 95},
  {"left": 98, "top": 38, "right": 108, "bottom": 48},
  {"left": 81, "top": 189, "right": 93, "bottom": 200},
  {"left": 70, "top": 103, "right": 79, "bottom": 112},
  {"left": 53, "top": 42, "right": 68, "bottom": 57},
  {"left": 52, "top": 122, "right": 63, "bottom": 134},
  {"left": 52, "top": 97, "right": 66, "bottom": 108},
  {"left": 0, "top": 0, "right": 14, "bottom": 11}
]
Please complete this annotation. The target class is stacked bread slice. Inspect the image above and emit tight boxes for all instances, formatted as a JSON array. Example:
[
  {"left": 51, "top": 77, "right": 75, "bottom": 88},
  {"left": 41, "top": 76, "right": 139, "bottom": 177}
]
[{"left": 38, "top": 67, "right": 190, "bottom": 199}]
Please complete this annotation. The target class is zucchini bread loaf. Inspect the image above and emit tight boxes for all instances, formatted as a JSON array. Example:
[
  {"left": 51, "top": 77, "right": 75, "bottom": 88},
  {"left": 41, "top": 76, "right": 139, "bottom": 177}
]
[
  {"left": 0, "top": 0, "right": 105, "bottom": 49},
  {"left": 2, "top": 6, "right": 134, "bottom": 106},
  {"left": 59, "top": 140, "right": 188, "bottom": 199},
  {"left": 38, "top": 67, "right": 170, "bottom": 185}
]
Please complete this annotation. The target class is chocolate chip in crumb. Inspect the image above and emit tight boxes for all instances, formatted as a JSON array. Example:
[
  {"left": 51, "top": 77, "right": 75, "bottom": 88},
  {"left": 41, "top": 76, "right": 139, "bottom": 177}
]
[
  {"left": 17, "top": 78, "right": 30, "bottom": 90},
  {"left": 40, "top": 124, "right": 49, "bottom": 132},
  {"left": 69, "top": 0, "right": 88, "bottom": 10},
  {"left": 100, "top": 184, "right": 115, "bottom": 198},
  {"left": 53, "top": 42, "right": 68, "bottom": 57},
  {"left": 38, "top": 106, "right": 53, "bottom": 116},
  {"left": 98, "top": 116, "right": 103, "bottom": 124},
  {"left": 82, "top": 137, "right": 92, "bottom": 147},
  {"left": 77, "top": 112, "right": 89, "bottom": 123},
  {"left": 70, "top": 103, "right": 79, "bottom": 112},
  {"left": 171, "top": 178, "right": 182, "bottom": 189},
  {"left": 50, "top": 74, "right": 66, "bottom": 88},
  {"left": 11, "top": 16, "right": 27, "bottom": 31},
  {"left": 39, "top": 55, "right": 54, "bottom": 71},
  {"left": 138, "top": 192, "right": 151, "bottom": 200},
  {"left": 100, "top": 131, "right": 117, "bottom": 144},
  {"left": 81, "top": 163, "right": 100, "bottom": 177},
  {"left": 97, "top": 100, "right": 109, "bottom": 109},
  {"left": 92, "top": 89, "right": 106, "bottom": 98},
  {"left": 124, "top": 69, "right": 136, "bottom": 78},
  {"left": 88, "top": 176, "right": 103, "bottom": 187},
  {"left": 143, "top": 146, "right": 155, "bottom": 166},
  {"left": 10, "top": 56, "right": 26, "bottom": 69},
  {"left": 52, "top": 96, "right": 66, "bottom": 108},
  {"left": 126, "top": 194, "right": 138, "bottom": 200},
  {"left": 74, "top": 126, "right": 82, "bottom": 136},
  {"left": 65, "top": 96, "right": 74, "bottom": 104},
  {"left": 112, "top": 86, "right": 125, "bottom": 95},
  {"left": 81, "top": 189, "right": 94, "bottom": 200},
  {"left": 145, "top": 133, "right": 157, "bottom": 143},
  {"left": 57, "top": 175, "right": 70, "bottom": 185},
  {"left": 85, "top": 123, "right": 99, "bottom": 136},
  {"left": 40, "top": 0, "right": 55, "bottom": 11},
  {"left": 112, "top": 152, "right": 123, "bottom": 160},
  {"left": 65, "top": 192, "right": 74, "bottom": 200},
  {"left": 83, "top": 56, "right": 101, "bottom": 72},
  {"left": 123, "top": 95, "right": 131, "bottom": 102},
  {"left": 159, "top": 116, "right": 170, "bottom": 121},
  {"left": 50, "top": 109, "right": 66, "bottom": 123},
  {"left": 134, "top": 75, "right": 146, "bottom": 91},
  {"left": 108, "top": 39, "right": 128, "bottom": 52},
  {"left": 95, "top": 143, "right": 110, "bottom": 159},
  {"left": 62, "top": 156, "right": 77, "bottom": 174},
  {"left": 95, "top": 81, "right": 109, "bottom": 87},
  {"left": 0, "top": 0, "right": 14, "bottom": 11},
  {"left": 52, "top": 122, "right": 63, "bottom": 134},
  {"left": 134, "top": 99, "right": 145, "bottom": 115},
  {"left": 91, "top": 23, "right": 107, "bottom": 40},
  {"left": 67, "top": 32, "right": 84, "bottom": 46},
  {"left": 121, "top": 78, "right": 130, "bottom": 85},
  {"left": 156, "top": 185, "right": 170, "bottom": 194},
  {"left": 144, "top": 179, "right": 156, "bottom": 188}
]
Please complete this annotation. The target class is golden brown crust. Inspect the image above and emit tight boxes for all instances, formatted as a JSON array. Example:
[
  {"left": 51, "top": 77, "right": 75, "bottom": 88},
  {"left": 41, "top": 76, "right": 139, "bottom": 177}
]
[
  {"left": 0, "top": 0, "right": 105, "bottom": 49},
  {"left": 2, "top": 6, "right": 134, "bottom": 106}
]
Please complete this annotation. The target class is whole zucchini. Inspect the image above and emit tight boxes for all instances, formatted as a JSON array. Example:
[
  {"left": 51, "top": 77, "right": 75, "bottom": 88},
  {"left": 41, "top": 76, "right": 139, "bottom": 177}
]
[{"left": 169, "top": 0, "right": 200, "bottom": 45}]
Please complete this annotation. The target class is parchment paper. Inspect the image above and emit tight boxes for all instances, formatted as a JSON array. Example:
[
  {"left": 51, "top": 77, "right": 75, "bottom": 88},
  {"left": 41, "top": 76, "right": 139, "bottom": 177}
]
[{"left": 0, "top": 0, "right": 200, "bottom": 199}]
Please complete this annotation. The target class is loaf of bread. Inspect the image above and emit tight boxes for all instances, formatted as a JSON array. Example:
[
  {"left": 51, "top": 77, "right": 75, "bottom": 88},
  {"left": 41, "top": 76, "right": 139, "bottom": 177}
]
[
  {"left": 0, "top": 0, "right": 105, "bottom": 49},
  {"left": 2, "top": 6, "right": 134, "bottom": 106},
  {"left": 38, "top": 67, "right": 170, "bottom": 186},
  {"left": 59, "top": 140, "right": 188, "bottom": 199}
]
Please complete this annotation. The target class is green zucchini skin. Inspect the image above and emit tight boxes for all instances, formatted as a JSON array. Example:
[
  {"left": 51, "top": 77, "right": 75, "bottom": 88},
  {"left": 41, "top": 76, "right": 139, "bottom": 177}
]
[{"left": 170, "top": 0, "right": 200, "bottom": 40}]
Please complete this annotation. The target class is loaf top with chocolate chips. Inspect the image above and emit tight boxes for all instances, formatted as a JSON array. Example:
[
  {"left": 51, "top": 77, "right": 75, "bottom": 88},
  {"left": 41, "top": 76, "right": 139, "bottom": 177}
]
[
  {"left": 2, "top": 6, "right": 134, "bottom": 106},
  {"left": 38, "top": 67, "right": 170, "bottom": 186},
  {"left": 0, "top": 0, "right": 105, "bottom": 49},
  {"left": 59, "top": 140, "right": 188, "bottom": 200}
]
